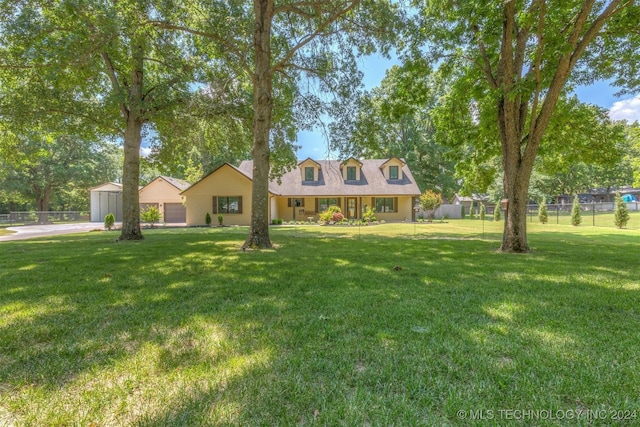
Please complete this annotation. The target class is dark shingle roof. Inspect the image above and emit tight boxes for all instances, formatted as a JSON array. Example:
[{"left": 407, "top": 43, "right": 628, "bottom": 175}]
[
  {"left": 237, "top": 159, "right": 421, "bottom": 196},
  {"left": 158, "top": 176, "right": 191, "bottom": 191}
]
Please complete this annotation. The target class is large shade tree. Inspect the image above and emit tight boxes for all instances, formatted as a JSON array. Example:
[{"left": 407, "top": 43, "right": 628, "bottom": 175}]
[
  {"left": 0, "top": 0, "right": 198, "bottom": 240},
  {"left": 331, "top": 64, "right": 459, "bottom": 199},
  {"left": 154, "top": 0, "right": 400, "bottom": 248},
  {"left": 415, "top": 0, "right": 638, "bottom": 252}
]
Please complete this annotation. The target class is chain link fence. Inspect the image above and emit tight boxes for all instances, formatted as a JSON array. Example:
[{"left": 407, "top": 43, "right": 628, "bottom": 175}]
[
  {"left": 0, "top": 211, "right": 90, "bottom": 227},
  {"left": 524, "top": 202, "right": 640, "bottom": 229}
]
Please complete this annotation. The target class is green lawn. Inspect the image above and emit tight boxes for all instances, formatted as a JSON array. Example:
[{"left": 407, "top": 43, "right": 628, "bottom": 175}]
[
  {"left": 0, "top": 228, "right": 15, "bottom": 237},
  {"left": 1, "top": 223, "right": 639, "bottom": 426}
]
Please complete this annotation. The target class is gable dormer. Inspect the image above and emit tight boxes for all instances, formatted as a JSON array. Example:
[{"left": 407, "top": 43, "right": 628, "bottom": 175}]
[
  {"left": 380, "top": 157, "right": 405, "bottom": 180},
  {"left": 340, "top": 157, "right": 363, "bottom": 181},
  {"left": 298, "top": 158, "right": 321, "bottom": 182}
]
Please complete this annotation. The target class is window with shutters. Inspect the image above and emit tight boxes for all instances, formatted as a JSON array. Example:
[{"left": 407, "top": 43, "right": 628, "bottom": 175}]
[
  {"left": 317, "top": 198, "right": 339, "bottom": 212},
  {"left": 214, "top": 196, "right": 242, "bottom": 214},
  {"left": 374, "top": 197, "right": 396, "bottom": 213}
]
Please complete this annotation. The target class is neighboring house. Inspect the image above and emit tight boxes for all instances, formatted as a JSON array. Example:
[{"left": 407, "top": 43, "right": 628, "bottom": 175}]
[
  {"left": 452, "top": 193, "right": 490, "bottom": 212},
  {"left": 90, "top": 182, "right": 123, "bottom": 222},
  {"left": 182, "top": 157, "right": 422, "bottom": 226},
  {"left": 139, "top": 176, "right": 190, "bottom": 223}
]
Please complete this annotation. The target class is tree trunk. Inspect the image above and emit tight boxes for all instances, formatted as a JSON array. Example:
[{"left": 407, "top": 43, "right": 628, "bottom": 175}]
[
  {"left": 501, "top": 167, "right": 531, "bottom": 252},
  {"left": 244, "top": 0, "right": 273, "bottom": 249},
  {"left": 119, "top": 45, "right": 145, "bottom": 241},
  {"left": 119, "top": 115, "right": 144, "bottom": 240},
  {"left": 33, "top": 183, "right": 51, "bottom": 223}
]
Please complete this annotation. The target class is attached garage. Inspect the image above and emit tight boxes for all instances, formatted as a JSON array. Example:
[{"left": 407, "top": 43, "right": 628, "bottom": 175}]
[
  {"left": 164, "top": 203, "right": 186, "bottom": 223},
  {"left": 138, "top": 176, "right": 190, "bottom": 224}
]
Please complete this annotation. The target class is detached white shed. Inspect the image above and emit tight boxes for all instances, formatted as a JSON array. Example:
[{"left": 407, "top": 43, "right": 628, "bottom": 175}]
[{"left": 90, "top": 183, "right": 123, "bottom": 222}]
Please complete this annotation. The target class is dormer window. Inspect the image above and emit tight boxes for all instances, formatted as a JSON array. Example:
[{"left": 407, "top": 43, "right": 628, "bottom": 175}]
[
  {"left": 347, "top": 166, "right": 356, "bottom": 180},
  {"left": 380, "top": 157, "right": 405, "bottom": 180},
  {"left": 389, "top": 166, "right": 399, "bottom": 180},
  {"left": 305, "top": 167, "right": 314, "bottom": 181}
]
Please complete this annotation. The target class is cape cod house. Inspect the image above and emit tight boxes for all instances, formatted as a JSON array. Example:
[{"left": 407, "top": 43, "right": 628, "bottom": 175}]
[{"left": 182, "top": 157, "right": 422, "bottom": 226}]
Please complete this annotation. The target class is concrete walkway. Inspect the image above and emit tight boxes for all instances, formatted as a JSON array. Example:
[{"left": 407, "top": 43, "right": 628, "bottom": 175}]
[{"left": 0, "top": 222, "right": 108, "bottom": 242}]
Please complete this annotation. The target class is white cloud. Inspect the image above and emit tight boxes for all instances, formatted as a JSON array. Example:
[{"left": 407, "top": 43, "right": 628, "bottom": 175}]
[
  {"left": 609, "top": 95, "right": 640, "bottom": 123},
  {"left": 140, "top": 146, "right": 152, "bottom": 158}
]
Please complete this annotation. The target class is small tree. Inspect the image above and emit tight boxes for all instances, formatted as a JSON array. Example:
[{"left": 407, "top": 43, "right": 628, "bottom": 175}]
[
  {"left": 494, "top": 206, "right": 501, "bottom": 221},
  {"left": 362, "top": 206, "right": 377, "bottom": 224},
  {"left": 217, "top": 214, "right": 223, "bottom": 226},
  {"left": 460, "top": 205, "right": 465, "bottom": 219},
  {"left": 538, "top": 200, "right": 548, "bottom": 224},
  {"left": 205, "top": 212, "right": 212, "bottom": 226},
  {"left": 469, "top": 206, "right": 475, "bottom": 220},
  {"left": 479, "top": 204, "right": 486, "bottom": 221},
  {"left": 104, "top": 213, "right": 115, "bottom": 231},
  {"left": 571, "top": 196, "right": 582, "bottom": 226},
  {"left": 419, "top": 190, "right": 443, "bottom": 222},
  {"left": 614, "top": 192, "right": 630, "bottom": 229},
  {"left": 141, "top": 206, "right": 160, "bottom": 227}
]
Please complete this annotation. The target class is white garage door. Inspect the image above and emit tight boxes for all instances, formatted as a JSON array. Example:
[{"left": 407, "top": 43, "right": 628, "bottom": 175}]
[{"left": 164, "top": 203, "right": 186, "bottom": 223}]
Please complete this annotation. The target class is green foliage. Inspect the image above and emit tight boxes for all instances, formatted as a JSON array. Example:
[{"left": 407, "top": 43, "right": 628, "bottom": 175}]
[
  {"left": 332, "top": 65, "right": 459, "bottom": 199},
  {"left": 2, "top": 227, "right": 640, "bottom": 425},
  {"left": 494, "top": 206, "right": 501, "bottom": 221},
  {"left": 104, "top": 213, "right": 115, "bottom": 231},
  {"left": 571, "top": 196, "right": 582, "bottom": 226},
  {"left": 271, "top": 218, "right": 283, "bottom": 225},
  {"left": 460, "top": 205, "right": 465, "bottom": 219},
  {"left": 205, "top": 212, "right": 212, "bottom": 227},
  {"left": 614, "top": 193, "right": 630, "bottom": 229},
  {"left": 538, "top": 200, "right": 548, "bottom": 225},
  {"left": 479, "top": 204, "right": 486, "bottom": 221},
  {"left": 319, "top": 206, "right": 342, "bottom": 224},
  {"left": 141, "top": 206, "right": 161, "bottom": 226},
  {"left": 362, "top": 206, "right": 377, "bottom": 223},
  {"left": 469, "top": 207, "right": 475, "bottom": 220},
  {"left": 217, "top": 214, "right": 223, "bottom": 226},
  {"left": 419, "top": 190, "right": 443, "bottom": 221}
]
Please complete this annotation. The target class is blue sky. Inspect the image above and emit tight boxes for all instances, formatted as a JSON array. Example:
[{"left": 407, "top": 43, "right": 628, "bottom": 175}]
[{"left": 294, "top": 53, "right": 640, "bottom": 160}]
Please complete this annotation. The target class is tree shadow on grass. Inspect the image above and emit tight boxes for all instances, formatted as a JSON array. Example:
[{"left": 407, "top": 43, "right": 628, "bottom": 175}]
[{"left": 1, "top": 228, "right": 639, "bottom": 424}]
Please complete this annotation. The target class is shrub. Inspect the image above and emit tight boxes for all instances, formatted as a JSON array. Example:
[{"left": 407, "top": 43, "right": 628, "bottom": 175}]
[
  {"left": 332, "top": 212, "right": 344, "bottom": 223},
  {"left": 614, "top": 192, "right": 630, "bottom": 229},
  {"left": 479, "top": 204, "right": 486, "bottom": 221},
  {"left": 104, "top": 213, "right": 115, "bottom": 231},
  {"left": 494, "top": 206, "right": 501, "bottom": 221},
  {"left": 469, "top": 207, "right": 475, "bottom": 219},
  {"left": 538, "top": 200, "right": 548, "bottom": 224},
  {"left": 362, "top": 206, "right": 377, "bottom": 223},
  {"left": 141, "top": 206, "right": 160, "bottom": 227},
  {"left": 571, "top": 195, "right": 582, "bottom": 226},
  {"left": 319, "top": 205, "right": 342, "bottom": 223},
  {"left": 205, "top": 212, "right": 212, "bottom": 226},
  {"left": 419, "top": 190, "right": 443, "bottom": 221},
  {"left": 460, "top": 205, "right": 465, "bottom": 219},
  {"left": 218, "top": 214, "right": 223, "bottom": 226}
]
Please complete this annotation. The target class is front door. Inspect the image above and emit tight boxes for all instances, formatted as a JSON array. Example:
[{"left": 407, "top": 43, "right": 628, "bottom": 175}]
[{"left": 347, "top": 197, "right": 357, "bottom": 219}]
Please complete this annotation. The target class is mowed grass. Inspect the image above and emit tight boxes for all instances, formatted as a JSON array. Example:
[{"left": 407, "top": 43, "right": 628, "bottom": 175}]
[{"left": 1, "top": 222, "right": 639, "bottom": 426}]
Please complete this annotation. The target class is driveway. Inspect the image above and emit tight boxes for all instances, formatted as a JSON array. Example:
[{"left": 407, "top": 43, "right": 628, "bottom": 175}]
[{"left": 0, "top": 222, "right": 109, "bottom": 242}]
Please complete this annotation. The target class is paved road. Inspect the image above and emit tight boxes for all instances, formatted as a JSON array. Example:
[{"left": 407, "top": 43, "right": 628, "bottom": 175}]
[{"left": 0, "top": 222, "right": 109, "bottom": 242}]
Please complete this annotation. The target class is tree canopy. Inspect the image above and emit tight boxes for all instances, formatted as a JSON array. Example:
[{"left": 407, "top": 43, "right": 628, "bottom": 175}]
[{"left": 411, "top": 0, "right": 639, "bottom": 252}]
